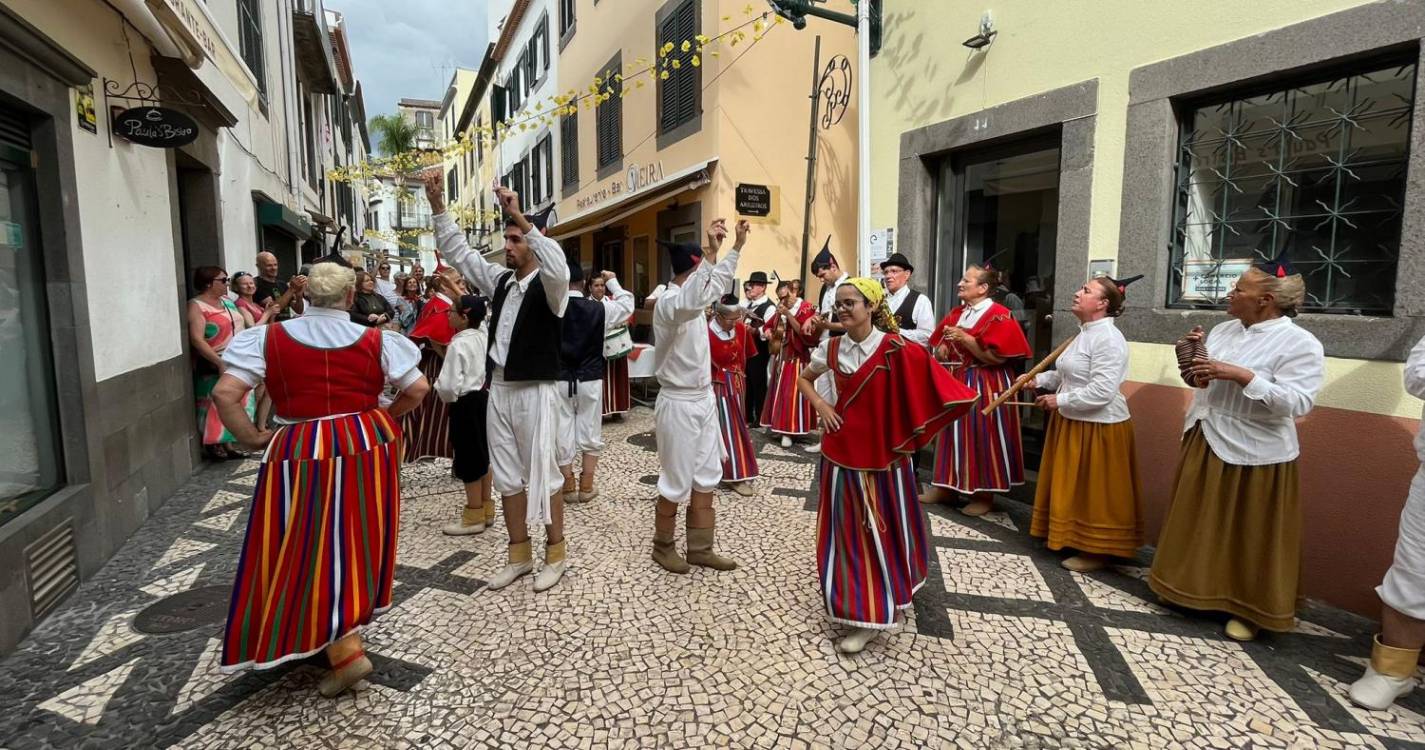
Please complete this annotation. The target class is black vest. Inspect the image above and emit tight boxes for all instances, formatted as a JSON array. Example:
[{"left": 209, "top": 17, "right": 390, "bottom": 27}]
[
  {"left": 559, "top": 296, "right": 606, "bottom": 390},
  {"left": 748, "top": 298, "right": 774, "bottom": 358},
  {"left": 490, "top": 270, "right": 563, "bottom": 382},
  {"left": 817, "top": 283, "right": 846, "bottom": 338},
  {"left": 893, "top": 289, "right": 925, "bottom": 333}
]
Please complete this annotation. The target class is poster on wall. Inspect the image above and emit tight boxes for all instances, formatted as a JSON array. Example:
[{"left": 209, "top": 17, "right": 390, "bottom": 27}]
[
  {"left": 74, "top": 82, "right": 97, "bottom": 134},
  {"left": 1180, "top": 257, "right": 1254, "bottom": 302}
]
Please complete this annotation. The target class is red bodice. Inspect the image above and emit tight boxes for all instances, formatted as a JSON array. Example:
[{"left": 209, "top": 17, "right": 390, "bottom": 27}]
[
  {"left": 823, "top": 334, "right": 979, "bottom": 471},
  {"left": 709, "top": 322, "right": 758, "bottom": 377},
  {"left": 409, "top": 294, "right": 456, "bottom": 346},
  {"left": 263, "top": 323, "right": 385, "bottom": 420},
  {"left": 762, "top": 300, "right": 819, "bottom": 364}
]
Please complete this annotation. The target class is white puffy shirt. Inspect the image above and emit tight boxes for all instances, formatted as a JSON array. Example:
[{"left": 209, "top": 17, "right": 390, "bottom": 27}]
[
  {"left": 1407, "top": 335, "right": 1425, "bottom": 461},
  {"left": 434, "top": 325, "right": 488, "bottom": 403},
  {"left": 1035, "top": 318, "right": 1131, "bottom": 424},
  {"left": 886, "top": 284, "right": 936, "bottom": 348},
  {"left": 653, "top": 250, "right": 740, "bottom": 392},
  {"left": 1184, "top": 316, "right": 1324, "bottom": 466}
]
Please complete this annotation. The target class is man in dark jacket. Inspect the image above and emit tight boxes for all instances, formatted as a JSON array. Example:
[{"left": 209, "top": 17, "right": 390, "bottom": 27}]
[{"left": 742, "top": 271, "right": 774, "bottom": 426}]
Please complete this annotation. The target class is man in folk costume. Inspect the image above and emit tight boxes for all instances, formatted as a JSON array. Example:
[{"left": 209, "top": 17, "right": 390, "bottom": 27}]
[
  {"left": 557, "top": 262, "right": 636, "bottom": 503},
  {"left": 880, "top": 253, "right": 935, "bottom": 348},
  {"left": 211, "top": 262, "right": 429, "bottom": 696},
  {"left": 426, "top": 173, "right": 572, "bottom": 593},
  {"left": 741, "top": 272, "right": 776, "bottom": 426},
  {"left": 709, "top": 293, "right": 761, "bottom": 496},
  {"left": 797, "top": 277, "right": 978, "bottom": 653},
  {"left": 922, "top": 264, "right": 1032, "bottom": 516},
  {"left": 1352, "top": 332, "right": 1425, "bottom": 710},
  {"left": 802, "top": 239, "right": 850, "bottom": 454},
  {"left": 762, "top": 279, "right": 820, "bottom": 449},
  {"left": 651, "top": 219, "right": 745, "bottom": 574}
]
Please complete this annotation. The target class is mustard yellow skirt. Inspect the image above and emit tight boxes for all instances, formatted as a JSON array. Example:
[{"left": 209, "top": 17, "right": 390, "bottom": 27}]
[
  {"left": 1030, "top": 413, "right": 1143, "bottom": 558},
  {"left": 1148, "top": 426, "right": 1301, "bottom": 632}
]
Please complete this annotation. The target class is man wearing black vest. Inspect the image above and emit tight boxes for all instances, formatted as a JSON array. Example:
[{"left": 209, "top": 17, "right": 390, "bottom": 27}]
[
  {"left": 802, "top": 239, "right": 848, "bottom": 454},
  {"left": 881, "top": 253, "right": 936, "bottom": 347},
  {"left": 741, "top": 272, "right": 774, "bottom": 427},
  {"left": 556, "top": 264, "right": 635, "bottom": 503},
  {"left": 427, "top": 174, "right": 571, "bottom": 594}
]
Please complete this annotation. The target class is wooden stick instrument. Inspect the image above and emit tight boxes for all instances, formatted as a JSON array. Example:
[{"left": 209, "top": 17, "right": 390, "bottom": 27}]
[{"left": 980, "top": 334, "right": 1078, "bottom": 415}]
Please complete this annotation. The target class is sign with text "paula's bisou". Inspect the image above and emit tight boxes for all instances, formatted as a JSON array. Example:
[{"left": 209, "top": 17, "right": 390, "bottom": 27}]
[{"left": 112, "top": 107, "right": 199, "bottom": 148}]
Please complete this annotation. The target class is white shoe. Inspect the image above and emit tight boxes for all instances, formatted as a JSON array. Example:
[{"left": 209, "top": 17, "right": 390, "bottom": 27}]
[
  {"left": 533, "top": 561, "right": 566, "bottom": 592},
  {"left": 1351, "top": 666, "right": 1418, "bottom": 710},
  {"left": 780, "top": 436, "right": 792, "bottom": 449},
  {"left": 836, "top": 627, "right": 881, "bottom": 654},
  {"left": 729, "top": 481, "right": 755, "bottom": 497},
  {"left": 485, "top": 560, "right": 534, "bottom": 590},
  {"left": 441, "top": 507, "right": 487, "bottom": 536},
  {"left": 805, "top": 442, "right": 822, "bottom": 454}
]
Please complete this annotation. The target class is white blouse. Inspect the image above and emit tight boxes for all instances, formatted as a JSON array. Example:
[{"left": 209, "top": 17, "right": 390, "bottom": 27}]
[
  {"left": 434, "top": 326, "right": 489, "bottom": 403},
  {"left": 1035, "top": 318, "right": 1131, "bottom": 424},
  {"left": 1184, "top": 316, "right": 1324, "bottom": 466},
  {"left": 652, "top": 249, "right": 742, "bottom": 393},
  {"left": 1406, "top": 334, "right": 1425, "bottom": 461},
  {"left": 806, "top": 329, "right": 886, "bottom": 378}
]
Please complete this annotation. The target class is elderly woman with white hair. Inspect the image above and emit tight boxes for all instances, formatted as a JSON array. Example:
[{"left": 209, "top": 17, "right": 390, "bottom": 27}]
[
  {"left": 211, "top": 262, "right": 429, "bottom": 697},
  {"left": 1148, "top": 256, "right": 1323, "bottom": 643}
]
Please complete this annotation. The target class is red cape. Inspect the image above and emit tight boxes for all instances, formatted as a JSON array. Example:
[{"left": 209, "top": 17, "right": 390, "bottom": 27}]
[
  {"left": 408, "top": 295, "right": 455, "bottom": 346},
  {"left": 823, "top": 334, "right": 979, "bottom": 471},
  {"left": 930, "top": 302, "right": 1031, "bottom": 362}
]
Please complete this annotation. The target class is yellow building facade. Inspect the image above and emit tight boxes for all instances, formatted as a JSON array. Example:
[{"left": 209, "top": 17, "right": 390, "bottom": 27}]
[
  {"left": 870, "top": 0, "right": 1425, "bottom": 616},
  {"left": 550, "top": 0, "right": 861, "bottom": 314}
]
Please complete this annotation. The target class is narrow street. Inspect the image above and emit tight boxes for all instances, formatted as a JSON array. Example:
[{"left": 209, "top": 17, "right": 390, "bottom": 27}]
[{"left": 0, "top": 408, "right": 1418, "bottom": 749}]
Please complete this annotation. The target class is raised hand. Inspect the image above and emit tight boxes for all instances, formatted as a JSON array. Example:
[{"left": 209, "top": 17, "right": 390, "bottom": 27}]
[
  {"left": 495, "top": 186, "right": 522, "bottom": 218},
  {"left": 734, "top": 219, "right": 750, "bottom": 250},
  {"left": 422, "top": 170, "right": 445, "bottom": 213}
]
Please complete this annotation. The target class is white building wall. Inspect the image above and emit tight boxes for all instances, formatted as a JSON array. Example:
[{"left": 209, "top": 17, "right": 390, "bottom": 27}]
[{"left": 493, "top": 0, "right": 559, "bottom": 213}]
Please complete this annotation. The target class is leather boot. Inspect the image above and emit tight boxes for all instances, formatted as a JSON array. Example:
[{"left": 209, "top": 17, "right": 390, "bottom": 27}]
[
  {"left": 534, "top": 540, "right": 566, "bottom": 592},
  {"left": 484, "top": 498, "right": 499, "bottom": 526},
  {"left": 1350, "top": 635, "right": 1420, "bottom": 710},
  {"left": 486, "top": 540, "right": 534, "bottom": 590},
  {"left": 441, "top": 506, "right": 486, "bottom": 536},
  {"left": 318, "top": 650, "right": 372, "bottom": 698},
  {"left": 686, "top": 527, "right": 737, "bottom": 571},
  {"left": 652, "top": 532, "right": 690, "bottom": 574}
]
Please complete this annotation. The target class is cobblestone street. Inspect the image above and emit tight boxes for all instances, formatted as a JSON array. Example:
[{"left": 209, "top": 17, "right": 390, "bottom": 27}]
[{"left": 0, "top": 407, "right": 1422, "bottom": 749}]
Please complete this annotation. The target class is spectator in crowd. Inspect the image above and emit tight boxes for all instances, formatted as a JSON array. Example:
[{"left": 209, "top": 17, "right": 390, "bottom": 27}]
[
  {"left": 351, "top": 270, "right": 396, "bottom": 328},
  {"left": 254, "top": 250, "right": 305, "bottom": 320},
  {"left": 396, "top": 275, "right": 424, "bottom": 333},
  {"left": 374, "top": 261, "right": 401, "bottom": 307},
  {"left": 187, "top": 266, "right": 255, "bottom": 462}
]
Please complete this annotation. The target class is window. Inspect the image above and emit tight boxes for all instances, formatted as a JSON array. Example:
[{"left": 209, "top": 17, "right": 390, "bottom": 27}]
[
  {"left": 448, "top": 168, "right": 459, "bottom": 203},
  {"left": 561, "top": 111, "right": 579, "bottom": 190},
  {"left": 236, "top": 0, "right": 267, "bottom": 110},
  {"left": 657, "top": 0, "right": 700, "bottom": 143},
  {"left": 400, "top": 195, "right": 431, "bottom": 229},
  {"left": 527, "top": 16, "right": 549, "bottom": 88},
  {"left": 596, "top": 54, "right": 622, "bottom": 171},
  {"left": 492, "top": 86, "right": 507, "bottom": 125},
  {"left": 527, "top": 134, "right": 554, "bottom": 206},
  {"left": 507, "top": 65, "right": 524, "bottom": 114},
  {"left": 1169, "top": 61, "right": 1416, "bottom": 315},
  {"left": 302, "top": 93, "right": 318, "bottom": 187},
  {"left": 558, "top": 0, "right": 576, "bottom": 44}
]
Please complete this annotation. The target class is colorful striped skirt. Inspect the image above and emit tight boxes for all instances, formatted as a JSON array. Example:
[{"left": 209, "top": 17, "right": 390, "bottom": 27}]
[
  {"left": 713, "top": 371, "right": 759, "bottom": 482},
  {"left": 401, "top": 349, "right": 452, "bottom": 462},
  {"left": 931, "top": 365, "right": 1024, "bottom": 494},
  {"left": 221, "top": 409, "right": 402, "bottom": 672},
  {"left": 817, "top": 457, "right": 929, "bottom": 629},
  {"left": 194, "top": 372, "right": 254, "bottom": 446},
  {"left": 602, "top": 357, "right": 631, "bottom": 416},
  {"left": 761, "top": 355, "right": 817, "bottom": 437}
]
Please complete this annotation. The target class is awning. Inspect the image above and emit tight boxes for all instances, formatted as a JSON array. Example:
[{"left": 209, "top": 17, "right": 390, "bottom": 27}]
[
  {"left": 256, "top": 200, "right": 313, "bottom": 240},
  {"left": 292, "top": 7, "right": 338, "bottom": 94},
  {"left": 547, "top": 159, "right": 717, "bottom": 241}
]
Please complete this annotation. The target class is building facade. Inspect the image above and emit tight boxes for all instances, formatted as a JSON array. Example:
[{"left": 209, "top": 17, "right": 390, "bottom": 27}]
[
  {"left": 0, "top": 0, "right": 370, "bottom": 654},
  {"left": 871, "top": 0, "right": 1425, "bottom": 617},
  {"left": 549, "top": 0, "right": 860, "bottom": 322}
]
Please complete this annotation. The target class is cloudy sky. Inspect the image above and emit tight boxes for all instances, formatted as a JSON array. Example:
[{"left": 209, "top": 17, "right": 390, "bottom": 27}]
[{"left": 333, "top": 0, "right": 489, "bottom": 119}]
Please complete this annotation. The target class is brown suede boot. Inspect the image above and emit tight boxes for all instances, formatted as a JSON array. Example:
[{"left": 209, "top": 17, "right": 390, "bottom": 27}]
[
  {"left": 686, "top": 527, "right": 737, "bottom": 571},
  {"left": 652, "top": 532, "right": 690, "bottom": 574}
]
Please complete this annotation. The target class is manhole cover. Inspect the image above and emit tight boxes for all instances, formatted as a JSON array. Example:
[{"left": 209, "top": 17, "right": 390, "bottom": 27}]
[{"left": 134, "top": 585, "right": 230, "bottom": 634}]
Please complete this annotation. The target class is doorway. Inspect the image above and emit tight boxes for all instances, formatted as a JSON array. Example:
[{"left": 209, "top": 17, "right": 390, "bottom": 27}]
[{"left": 934, "top": 135, "right": 1062, "bottom": 469}]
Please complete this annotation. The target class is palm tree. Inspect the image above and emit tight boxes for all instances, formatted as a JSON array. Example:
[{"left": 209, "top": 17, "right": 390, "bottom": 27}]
[{"left": 368, "top": 114, "right": 422, "bottom": 244}]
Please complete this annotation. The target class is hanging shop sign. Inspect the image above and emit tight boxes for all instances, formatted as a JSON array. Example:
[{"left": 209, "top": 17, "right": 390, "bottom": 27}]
[{"left": 112, "top": 106, "right": 199, "bottom": 148}]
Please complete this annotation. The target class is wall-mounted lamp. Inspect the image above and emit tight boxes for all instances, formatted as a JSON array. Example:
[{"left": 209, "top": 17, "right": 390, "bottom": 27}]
[{"left": 962, "top": 12, "right": 997, "bottom": 50}]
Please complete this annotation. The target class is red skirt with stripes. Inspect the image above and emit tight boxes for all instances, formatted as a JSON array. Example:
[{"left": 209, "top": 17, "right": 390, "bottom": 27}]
[
  {"left": 816, "top": 457, "right": 928, "bottom": 629},
  {"left": 221, "top": 409, "right": 402, "bottom": 672},
  {"left": 401, "top": 349, "right": 452, "bottom": 461},
  {"left": 761, "top": 355, "right": 817, "bottom": 437},
  {"left": 603, "top": 357, "right": 631, "bottom": 416},
  {"left": 931, "top": 364, "right": 1025, "bottom": 494},
  {"left": 714, "top": 371, "right": 759, "bottom": 482}
]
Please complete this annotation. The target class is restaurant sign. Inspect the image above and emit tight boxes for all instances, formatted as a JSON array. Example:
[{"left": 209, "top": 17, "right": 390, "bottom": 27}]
[
  {"left": 576, "top": 161, "right": 666, "bottom": 212},
  {"left": 113, "top": 107, "right": 200, "bottom": 148}
]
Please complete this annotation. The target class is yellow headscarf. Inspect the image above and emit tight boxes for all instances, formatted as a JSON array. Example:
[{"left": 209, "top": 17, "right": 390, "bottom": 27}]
[{"left": 841, "top": 276, "right": 899, "bottom": 333}]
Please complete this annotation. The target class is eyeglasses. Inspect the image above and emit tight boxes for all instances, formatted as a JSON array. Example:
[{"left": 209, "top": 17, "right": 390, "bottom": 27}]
[
  {"left": 832, "top": 299, "right": 864, "bottom": 310},
  {"left": 379, "top": 265, "right": 390, "bottom": 270},
  {"left": 214, "top": 277, "right": 230, "bottom": 284}
]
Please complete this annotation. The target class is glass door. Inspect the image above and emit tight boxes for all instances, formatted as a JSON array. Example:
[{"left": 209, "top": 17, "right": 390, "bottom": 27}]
[{"left": 935, "top": 136, "right": 1062, "bottom": 470}]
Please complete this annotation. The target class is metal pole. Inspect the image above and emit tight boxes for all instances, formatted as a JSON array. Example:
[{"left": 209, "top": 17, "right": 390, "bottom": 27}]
[
  {"left": 856, "top": 0, "right": 872, "bottom": 278},
  {"left": 799, "top": 35, "right": 823, "bottom": 286}
]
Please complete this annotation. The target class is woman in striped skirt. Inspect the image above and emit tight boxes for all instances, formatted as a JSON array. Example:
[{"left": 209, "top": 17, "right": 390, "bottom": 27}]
[
  {"left": 923, "top": 265, "right": 1032, "bottom": 516},
  {"left": 402, "top": 268, "right": 463, "bottom": 462},
  {"left": 211, "top": 262, "right": 430, "bottom": 697},
  {"left": 798, "top": 278, "right": 977, "bottom": 654},
  {"left": 590, "top": 276, "right": 633, "bottom": 418},
  {"left": 709, "top": 294, "right": 759, "bottom": 496},
  {"left": 761, "top": 279, "right": 820, "bottom": 448}
]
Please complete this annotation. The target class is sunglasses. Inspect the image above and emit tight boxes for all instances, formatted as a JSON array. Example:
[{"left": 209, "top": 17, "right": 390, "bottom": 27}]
[{"left": 214, "top": 276, "right": 230, "bottom": 284}]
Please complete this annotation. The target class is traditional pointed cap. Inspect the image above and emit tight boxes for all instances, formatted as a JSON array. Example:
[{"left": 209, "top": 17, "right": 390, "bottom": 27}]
[
  {"left": 658, "top": 239, "right": 703, "bottom": 275},
  {"left": 507, "top": 204, "right": 556, "bottom": 233},
  {"left": 811, "top": 236, "right": 836, "bottom": 271},
  {"left": 1255, "top": 250, "right": 1297, "bottom": 278},
  {"left": 718, "top": 293, "right": 739, "bottom": 308},
  {"left": 1107, "top": 274, "right": 1143, "bottom": 294}
]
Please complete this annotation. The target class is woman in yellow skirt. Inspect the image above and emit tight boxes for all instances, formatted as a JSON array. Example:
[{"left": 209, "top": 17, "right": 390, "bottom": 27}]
[
  {"left": 1148, "top": 257, "right": 1324, "bottom": 642},
  {"left": 1026, "top": 275, "right": 1144, "bottom": 572}
]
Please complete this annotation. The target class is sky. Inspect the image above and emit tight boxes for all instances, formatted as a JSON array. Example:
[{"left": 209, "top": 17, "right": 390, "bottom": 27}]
[{"left": 332, "top": 0, "right": 489, "bottom": 119}]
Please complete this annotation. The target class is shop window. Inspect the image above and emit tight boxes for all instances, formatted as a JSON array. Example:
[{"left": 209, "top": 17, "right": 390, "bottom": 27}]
[
  {"left": 657, "top": 0, "right": 700, "bottom": 145},
  {"left": 1169, "top": 61, "right": 1416, "bottom": 315}
]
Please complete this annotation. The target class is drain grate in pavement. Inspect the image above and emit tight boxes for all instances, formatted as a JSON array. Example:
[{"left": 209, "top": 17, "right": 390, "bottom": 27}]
[{"left": 134, "top": 585, "right": 231, "bottom": 634}]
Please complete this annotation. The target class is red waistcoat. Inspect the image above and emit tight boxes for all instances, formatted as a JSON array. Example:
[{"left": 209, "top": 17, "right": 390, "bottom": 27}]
[
  {"left": 709, "top": 322, "right": 758, "bottom": 377},
  {"left": 263, "top": 323, "right": 385, "bottom": 420}
]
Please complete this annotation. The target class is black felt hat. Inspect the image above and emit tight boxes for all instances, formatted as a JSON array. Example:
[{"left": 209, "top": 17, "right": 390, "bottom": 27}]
[
  {"left": 880, "top": 252, "right": 914, "bottom": 272},
  {"left": 747, "top": 271, "right": 770, "bottom": 284}
]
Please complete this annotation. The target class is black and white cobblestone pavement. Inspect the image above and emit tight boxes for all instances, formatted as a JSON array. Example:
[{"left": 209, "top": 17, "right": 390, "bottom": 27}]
[{"left": 2, "top": 407, "right": 1424, "bottom": 749}]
